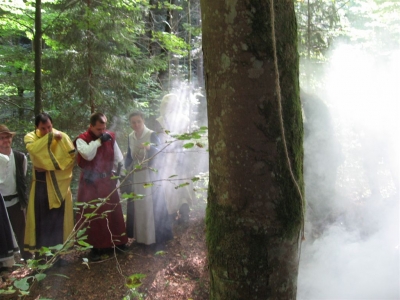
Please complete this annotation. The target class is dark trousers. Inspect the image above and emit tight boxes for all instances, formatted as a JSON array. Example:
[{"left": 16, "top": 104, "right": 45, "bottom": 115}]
[{"left": 6, "top": 202, "right": 30, "bottom": 260}]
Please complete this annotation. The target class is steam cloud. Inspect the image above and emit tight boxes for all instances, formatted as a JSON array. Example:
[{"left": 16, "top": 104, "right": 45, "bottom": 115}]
[{"left": 297, "top": 45, "right": 399, "bottom": 299}]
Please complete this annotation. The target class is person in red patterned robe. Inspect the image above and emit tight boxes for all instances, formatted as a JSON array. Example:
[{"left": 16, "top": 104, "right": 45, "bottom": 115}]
[{"left": 75, "top": 112, "right": 128, "bottom": 261}]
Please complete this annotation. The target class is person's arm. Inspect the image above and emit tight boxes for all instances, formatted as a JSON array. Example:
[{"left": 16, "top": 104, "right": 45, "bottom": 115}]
[
  {"left": 148, "top": 132, "right": 164, "bottom": 170},
  {"left": 24, "top": 130, "right": 74, "bottom": 171},
  {"left": 76, "top": 138, "right": 101, "bottom": 161},
  {"left": 0, "top": 153, "right": 10, "bottom": 184},
  {"left": 149, "top": 132, "right": 161, "bottom": 157},
  {"left": 113, "top": 141, "right": 125, "bottom": 174},
  {"left": 23, "top": 154, "right": 27, "bottom": 176},
  {"left": 124, "top": 135, "right": 133, "bottom": 169}
]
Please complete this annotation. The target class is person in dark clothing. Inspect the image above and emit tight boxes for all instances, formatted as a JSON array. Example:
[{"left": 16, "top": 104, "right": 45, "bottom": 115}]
[
  {"left": 0, "top": 125, "right": 30, "bottom": 260},
  {"left": 0, "top": 192, "right": 19, "bottom": 271}
]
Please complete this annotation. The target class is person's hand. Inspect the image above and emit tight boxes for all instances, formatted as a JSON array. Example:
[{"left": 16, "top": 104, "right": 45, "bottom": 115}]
[
  {"left": 54, "top": 132, "right": 62, "bottom": 141},
  {"left": 100, "top": 132, "right": 112, "bottom": 143},
  {"left": 140, "top": 143, "right": 150, "bottom": 150}
]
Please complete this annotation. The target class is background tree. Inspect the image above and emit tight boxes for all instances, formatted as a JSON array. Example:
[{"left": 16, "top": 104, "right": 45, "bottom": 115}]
[
  {"left": 0, "top": 0, "right": 203, "bottom": 134},
  {"left": 201, "top": 0, "right": 303, "bottom": 298},
  {"left": 295, "top": 0, "right": 349, "bottom": 89}
]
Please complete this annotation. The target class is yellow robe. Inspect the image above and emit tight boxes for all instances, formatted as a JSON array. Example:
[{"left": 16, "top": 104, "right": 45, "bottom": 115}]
[{"left": 24, "top": 129, "right": 76, "bottom": 251}]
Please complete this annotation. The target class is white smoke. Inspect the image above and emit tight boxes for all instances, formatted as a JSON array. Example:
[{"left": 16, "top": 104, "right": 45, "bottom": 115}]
[{"left": 297, "top": 45, "right": 400, "bottom": 299}]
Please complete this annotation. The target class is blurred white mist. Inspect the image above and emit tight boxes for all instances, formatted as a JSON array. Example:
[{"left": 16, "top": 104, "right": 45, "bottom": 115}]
[{"left": 297, "top": 45, "right": 400, "bottom": 299}]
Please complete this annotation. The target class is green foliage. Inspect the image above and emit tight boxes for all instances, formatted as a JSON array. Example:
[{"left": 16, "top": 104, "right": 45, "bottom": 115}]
[
  {"left": 152, "top": 31, "right": 189, "bottom": 55},
  {"left": 183, "top": 142, "right": 194, "bottom": 148},
  {"left": 125, "top": 273, "right": 146, "bottom": 289},
  {"left": 295, "top": 0, "right": 400, "bottom": 90}
]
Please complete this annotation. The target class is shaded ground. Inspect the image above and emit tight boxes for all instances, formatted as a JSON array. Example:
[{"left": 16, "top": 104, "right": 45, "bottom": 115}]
[{"left": 0, "top": 208, "right": 209, "bottom": 300}]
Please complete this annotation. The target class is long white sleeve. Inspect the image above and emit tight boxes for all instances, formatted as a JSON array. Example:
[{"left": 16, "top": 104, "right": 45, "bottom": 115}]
[
  {"left": 0, "top": 153, "right": 10, "bottom": 184},
  {"left": 76, "top": 138, "right": 102, "bottom": 161}
]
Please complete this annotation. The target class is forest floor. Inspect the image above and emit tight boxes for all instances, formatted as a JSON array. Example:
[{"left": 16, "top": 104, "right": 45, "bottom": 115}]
[{"left": 0, "top": 204, "right": 209, "bottom": 300}]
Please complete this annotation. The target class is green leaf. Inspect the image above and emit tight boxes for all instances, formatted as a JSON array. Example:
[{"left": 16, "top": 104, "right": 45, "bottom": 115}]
[
  {"left": 191, "top": 177, "right": 200, "bottom": 182},
  {"left": 34, "top": 273, "right": 47, "bottom": 282},
  {"left": 143, "top": 183, "right": 154, "bottom": 188},
  {"left": 77, "top": 235, "right": 88, "bottom": 241},
  {"left": 126, "top": 273, "right": 146, "bottom": 289},
  {"left": 77, "top": 240, "right": 92, "bottom": 247},
  {"left": 38, "top": 247, "right": 52, "bottom": 256},
  {"left": 122, "top": 193, "right": 145, "bottom": 200},
  {"left": 49, "top": 244, "right": 63, "bottom": 251},
  {"left": 148, "top": 167, "right": 158, "bottom": 173},
  {"left": 191, "top": 133, "right": 201, "bottom": 139},
  {"left": 84, "top": 213, "right": 97, "bottom": 219},
  {"left": 183, "top": 142, "right": 194, "bottom": 149},
  {"left": 175, "top": 182, "right": 190, "bottom": 189},
  {"left": 77, "top": 229, "right": 87, "bottom": 238},
  {"left": 0, "top": 286, "right": 16, "bottom": 295},
  {"left": 14, "top": 278, "right": 30, "bottom": 291}
]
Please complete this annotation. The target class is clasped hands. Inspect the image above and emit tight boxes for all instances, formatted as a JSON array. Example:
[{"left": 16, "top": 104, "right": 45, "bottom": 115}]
[{"left": 100, "top": 132, "right": 112, "bottom": 143}]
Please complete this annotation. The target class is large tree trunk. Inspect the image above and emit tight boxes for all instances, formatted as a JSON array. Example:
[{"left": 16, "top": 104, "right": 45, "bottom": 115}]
[{"left": 201, "top": 0, "right": 304, "bottom": 298}]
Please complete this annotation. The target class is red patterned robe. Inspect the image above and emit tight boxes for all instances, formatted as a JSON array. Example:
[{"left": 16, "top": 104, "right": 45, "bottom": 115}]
[{"left": 75, "top": 129, "right": 127, "bottom": 249}]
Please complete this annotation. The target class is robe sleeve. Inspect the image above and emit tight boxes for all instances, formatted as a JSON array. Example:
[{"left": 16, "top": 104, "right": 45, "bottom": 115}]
[
  {"left": 24, "top": 129, "right": 76, "bottom": 208},
  {"left": 125, "top": 135, "right": 133, "bottom": 169},
  {"left": 76, "top": 138, "right": 101, "bottom": 161},
  {"left": 0, "top": 154, "right": 10, "bottom": 184},
  {"left": 113, "top": 141, "right": 125, "bottom": 174},
  {"left": 24, "top": 130, "right": 75, "bottom": 171}
]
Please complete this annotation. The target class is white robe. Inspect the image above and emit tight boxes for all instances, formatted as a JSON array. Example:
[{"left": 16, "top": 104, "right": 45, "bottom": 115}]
[{"left": 127, "top": 126, "right": 157, "bottom": 245}]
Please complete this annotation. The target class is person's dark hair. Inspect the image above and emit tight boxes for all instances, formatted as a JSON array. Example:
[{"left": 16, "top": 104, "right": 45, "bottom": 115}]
[
  {"left": 128, "top": 111, "right": 145, "bottom": 121},
  {"left": 90, "top": 112, "right": 107, "bottom": 126},
  {"left": 35, "top": 113, "right": 53, "bottom": 127}
]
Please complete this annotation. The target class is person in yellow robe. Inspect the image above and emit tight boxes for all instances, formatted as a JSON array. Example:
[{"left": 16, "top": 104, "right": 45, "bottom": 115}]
[{"left": 24, "top": 113, "right": 75, "bottom": 253}]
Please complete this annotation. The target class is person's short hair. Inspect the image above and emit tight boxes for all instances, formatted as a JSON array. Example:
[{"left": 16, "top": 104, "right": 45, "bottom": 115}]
[
  {"left": 90, "top": 112, "right": 107, "bottom": 126},
  {"left": 35, "top": 113, "right": 53, "bottom": 127},
  {"left": 128, "top": 111, "right": 144, "bottom": 121}
]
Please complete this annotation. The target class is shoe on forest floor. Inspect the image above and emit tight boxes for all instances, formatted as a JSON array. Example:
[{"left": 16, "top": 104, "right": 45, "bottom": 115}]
[
  {"left": 115, "top": 244, "right": 130, "bottom": 254},
  {"left": 88, "top": 249, "right": 101, "bottom": 262}
]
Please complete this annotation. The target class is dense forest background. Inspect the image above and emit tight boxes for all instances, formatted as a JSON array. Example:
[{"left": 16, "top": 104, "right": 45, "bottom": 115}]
[{"left": 1, "top": 0, "right": 398, "bottom": 143}]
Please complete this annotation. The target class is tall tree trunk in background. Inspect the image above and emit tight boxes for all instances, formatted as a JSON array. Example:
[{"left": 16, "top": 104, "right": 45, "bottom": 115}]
[
  {"left": 34, "top": 0, "right": 42, "bottom": 115},
  {"left": 187, "top": 0, "right": 192, "bottom": 84},
  {"left": 86, "top": 0, "right": 95, "bottom": 113},
  {"left": 147, "top": 0, "right": 157, "bottom": 56},
  {"left": 158, "top": 0, "right": 174, "bottom": 89},
  {"left": 201, "top": 0, "right": 304, "bottom": 298}
]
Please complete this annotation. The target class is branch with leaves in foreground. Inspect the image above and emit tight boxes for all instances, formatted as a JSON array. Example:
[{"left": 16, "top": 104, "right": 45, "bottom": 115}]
[{"left": 0, "top": 127, "right": 208, "bottom": 298}]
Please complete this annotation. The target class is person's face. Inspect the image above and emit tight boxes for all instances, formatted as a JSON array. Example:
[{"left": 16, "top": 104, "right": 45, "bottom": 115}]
[
  {"left": 90, "top": 121, "right": 107, "bottom": 137},
  {"left": 0, "top": 133, "right": 13, "bottom": 155},
  {"left": 130, "top": 115, "right": 144, "bottom": 133},
  {"left": 37, "top": 119, "right": 53, "bottom": 136}
]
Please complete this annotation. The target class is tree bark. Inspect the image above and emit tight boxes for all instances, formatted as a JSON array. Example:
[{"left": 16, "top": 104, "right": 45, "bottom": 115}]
[
  {"left": 34, "top": 0, "right": 42, "bottom": 115},
  {"left": 201, "top": 0, "right": 304, "bottom": 298}
]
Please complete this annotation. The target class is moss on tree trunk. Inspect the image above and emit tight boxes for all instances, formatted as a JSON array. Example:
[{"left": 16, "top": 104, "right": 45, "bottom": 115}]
[{"left": 201, "top": 0, "right": 303, "bottom": 298}]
